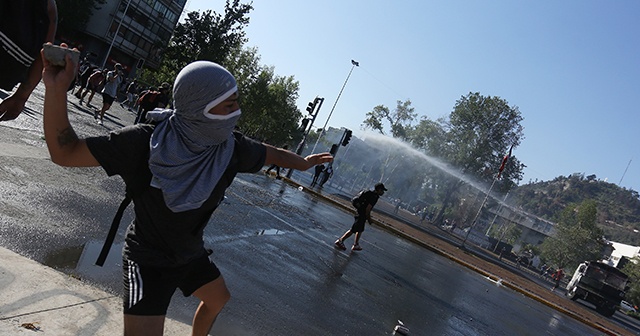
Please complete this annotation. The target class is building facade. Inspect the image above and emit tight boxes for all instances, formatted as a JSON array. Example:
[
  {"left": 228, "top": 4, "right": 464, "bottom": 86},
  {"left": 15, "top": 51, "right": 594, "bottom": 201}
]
[{"left": 75, "top": 0, "right": 186, "bottom": 75}]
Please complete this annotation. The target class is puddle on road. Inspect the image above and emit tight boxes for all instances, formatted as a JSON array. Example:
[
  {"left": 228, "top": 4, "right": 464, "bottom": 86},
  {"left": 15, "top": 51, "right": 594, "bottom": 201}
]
[
  {"left": 255, "top": 229, "right": 287, "bottom": 236},
  {"left": 204, "top": 228, "right": 290, "bottom": 244},
  {"left": 44, "top": 240, "right": 122, "bottom": 279}
]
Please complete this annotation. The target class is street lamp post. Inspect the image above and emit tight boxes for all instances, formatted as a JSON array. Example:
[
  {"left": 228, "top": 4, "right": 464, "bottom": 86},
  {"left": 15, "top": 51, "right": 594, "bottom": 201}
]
[
  {"left": 102, "top": 0, "right": 131, "bottom": 69},
  {"left": 311, "top": 59, "right": 359, "bottom": 154}
]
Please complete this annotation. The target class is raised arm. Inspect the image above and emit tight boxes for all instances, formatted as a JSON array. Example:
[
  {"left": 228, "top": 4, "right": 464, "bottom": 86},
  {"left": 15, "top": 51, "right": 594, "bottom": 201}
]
[
  {"left": 42, "top": 44, "right": 99, "bottom": 167},
  {"left": 264, "top": 144, "right": 333, "bottom": 171}
]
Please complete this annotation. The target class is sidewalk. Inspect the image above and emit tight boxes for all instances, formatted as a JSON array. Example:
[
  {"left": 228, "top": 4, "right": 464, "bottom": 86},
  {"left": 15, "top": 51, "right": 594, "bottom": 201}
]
[{"left": 0, "top": 246, "right": 191, "bottom": 335}]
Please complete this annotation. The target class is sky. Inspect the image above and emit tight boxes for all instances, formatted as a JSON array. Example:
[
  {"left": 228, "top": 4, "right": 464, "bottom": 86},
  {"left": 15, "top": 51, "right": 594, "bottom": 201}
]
[{"left": 186, "top": 0, "right": 640, "bottom": 192}]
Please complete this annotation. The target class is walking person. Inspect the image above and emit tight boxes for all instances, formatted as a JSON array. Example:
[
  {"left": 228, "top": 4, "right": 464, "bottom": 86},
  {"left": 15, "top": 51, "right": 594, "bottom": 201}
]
[
  {"left": 319, "top": 164, "right": 333, "bottom": 187},
  {"left": 334, "top": 183, "right": 387, "bottom": 251},
  {"left": 310, "top": 164, "right": 325, "bottom": 187},
  {"left": 79, "top": 68, "right": 106, "bottom": 108},
  {"left": 124, "top": 79, "right": 138, "bottom": 111},
  {"left": 74, "top": 63, "right": 96, "bottom": 99},
  {"left": 95, "top": 63, "right": 124, "bottom": 125},
  {"left": 551, "top": 267, "right": 565, "bottom": 291},
  {"left": 134, "top": 83, "right": 171, "bottom": 124},
  {"left": 41, "top": 51, "right": 333, "bottom": 336},
  {"left": 0, "top": 0, "right": 57, "bottom": 122}
]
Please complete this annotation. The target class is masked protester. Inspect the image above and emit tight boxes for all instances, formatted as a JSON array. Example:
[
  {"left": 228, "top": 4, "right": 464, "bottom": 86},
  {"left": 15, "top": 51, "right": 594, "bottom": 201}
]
[{"left": 41, "top": 47, "right": 333, "bottom": 336}]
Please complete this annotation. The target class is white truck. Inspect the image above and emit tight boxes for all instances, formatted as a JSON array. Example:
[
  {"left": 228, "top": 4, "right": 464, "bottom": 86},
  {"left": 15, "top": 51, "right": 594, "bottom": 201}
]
[{"left": 565, "top": 261, "right": 629, "bottom": 317}]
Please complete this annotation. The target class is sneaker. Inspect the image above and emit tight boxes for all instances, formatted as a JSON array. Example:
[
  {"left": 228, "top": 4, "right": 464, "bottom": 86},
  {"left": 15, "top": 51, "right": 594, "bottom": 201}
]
[
  {"left": 351, "top": 244, "right": 362, "bottom": 251},
  {"left": 97, "top": 119, "right": 103, "bottom": 125},
  {"left": 334, "top": 240, "right": 346, "bottom": 251},
  {"left": 93, "top": 111, "right": 98, "bottom": 120}
]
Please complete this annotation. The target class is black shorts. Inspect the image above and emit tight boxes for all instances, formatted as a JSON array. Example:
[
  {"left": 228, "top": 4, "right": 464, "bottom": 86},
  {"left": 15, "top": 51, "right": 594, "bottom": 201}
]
[
  {"left": 122, "top": 253, "right": 221, "bottom": 316},
  {"left": 350, "top": 208, "right": 367, "bottom": 233},
  {"left": 102, "top": 93, "right": 115, "bottom": 105}
]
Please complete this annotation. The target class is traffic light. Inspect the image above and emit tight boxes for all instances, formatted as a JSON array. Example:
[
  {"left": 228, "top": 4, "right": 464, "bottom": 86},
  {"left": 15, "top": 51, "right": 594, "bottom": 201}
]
[
  {"left": 300, "top": 118, "right": 309, "bottom": 130},
  {"left": 329, "top": 144, "right": 338, "bottom": 156},
  {"left": 306, "top": 101, "right": 315, "bottom": 114},
  {"left": 342, "top": 129, "right": 352, "bottom": 146}
]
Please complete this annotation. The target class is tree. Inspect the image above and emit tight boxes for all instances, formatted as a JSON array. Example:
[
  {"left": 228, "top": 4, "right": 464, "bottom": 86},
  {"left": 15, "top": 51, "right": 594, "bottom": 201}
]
[
  {"left": 226, "top": 47, "right": 301, "bottom": 145},
  {"left": 361, "top": 99, "right": 417, "bottom": 140},
  {"left": 421, "top": 93, "right": 525, "bottom": 224},
  {"left": 540, "top": 200, "right": 604, "bottom": 269},
  {"left": 140, "top": 0, "right": 253, "bottom": 84},
  {"left": 56, "top": 0, "right": 106, "bottom": 38},
  {"left": 621, "top": 257, "right": 640, "bottom": 307}
]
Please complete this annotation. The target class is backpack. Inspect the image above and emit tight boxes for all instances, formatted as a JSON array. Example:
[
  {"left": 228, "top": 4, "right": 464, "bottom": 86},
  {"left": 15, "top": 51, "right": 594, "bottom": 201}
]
[{"left": 351, "top": 190, "right": 366, "bottom": 209}]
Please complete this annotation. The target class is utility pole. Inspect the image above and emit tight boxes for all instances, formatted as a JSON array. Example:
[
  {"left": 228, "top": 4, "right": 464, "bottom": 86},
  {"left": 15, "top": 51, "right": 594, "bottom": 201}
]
[
  {"left": 311, "top": 59, "right": 359, "bottom": 154},
  {"left": 286, "top": 97, "right": 324, "bottom": 178},
  {"left": 102, "top": 0, "right": 132, "bottom": 69}
]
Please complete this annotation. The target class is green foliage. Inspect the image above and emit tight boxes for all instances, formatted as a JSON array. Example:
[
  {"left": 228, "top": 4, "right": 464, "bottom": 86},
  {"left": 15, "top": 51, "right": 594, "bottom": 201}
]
[
  {"left": 56, "top": 0, "right": 106, "bottom": 37},
  {"left": 512, "top": 174, "right": 640, "bottom": 245},
  {"left": 143, "top": 0, "right": 253, "bottom": 83},
  {"left": 227, "top": 48, "right": 302, "bottom": 144},
  {"left": 360, "top": 93, "right": 525, "bottom": 225},
  {"left": 540, "top": 200, "right": 604, "bottom": 268},
  {"left": 622, "top": 258, "right": 640, "bottom": 308},
  {"left": 361, "top": 99, "right": 417, "bottom": 141}
]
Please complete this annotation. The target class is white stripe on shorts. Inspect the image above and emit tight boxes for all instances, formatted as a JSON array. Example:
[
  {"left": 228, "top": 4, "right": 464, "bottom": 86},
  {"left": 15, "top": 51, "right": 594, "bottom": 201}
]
[{"left": 127, "top": 260, "right": 144, "bottom": 309}]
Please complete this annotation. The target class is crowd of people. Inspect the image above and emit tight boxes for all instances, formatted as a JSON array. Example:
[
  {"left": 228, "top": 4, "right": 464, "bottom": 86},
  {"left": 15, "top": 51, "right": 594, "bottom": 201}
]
[{"left": 66, "top": 57, "right": 173, "bottom": 125}]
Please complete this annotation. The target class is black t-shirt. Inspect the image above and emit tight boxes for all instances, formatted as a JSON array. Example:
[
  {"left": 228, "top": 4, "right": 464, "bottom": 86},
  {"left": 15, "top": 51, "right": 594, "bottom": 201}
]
[
  {"left": 360, "top": 190, "right": 380, "bottom": 209},
  {"left": 86, "top": 125, "right": 266, "bottom": 267}
]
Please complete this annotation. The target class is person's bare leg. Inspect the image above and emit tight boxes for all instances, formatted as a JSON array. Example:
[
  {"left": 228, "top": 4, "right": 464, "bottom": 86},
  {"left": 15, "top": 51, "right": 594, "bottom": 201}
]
[
  {"left": 339, "top": 230, "right": 352, "bottom": 243},
  {"left": 353, "top": 232, "right": 362, "bottom": 245},
  {"left": 86, "top": 91, "right": 95, "bottom": 105},
  {"left": 124, "top": 315, "right": 165, "bottom": 336},
  {"left": 191, "top": 276, "right": 231, "bottom": 336},
  {"left": 100, "top": 102, "right": 111, "bottom": 121}
]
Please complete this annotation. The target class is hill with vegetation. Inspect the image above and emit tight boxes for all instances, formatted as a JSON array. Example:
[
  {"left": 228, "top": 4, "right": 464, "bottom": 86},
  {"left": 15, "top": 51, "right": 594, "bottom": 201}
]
[{"left": 511, "top": 173, "right": 640, "bottom": 245}]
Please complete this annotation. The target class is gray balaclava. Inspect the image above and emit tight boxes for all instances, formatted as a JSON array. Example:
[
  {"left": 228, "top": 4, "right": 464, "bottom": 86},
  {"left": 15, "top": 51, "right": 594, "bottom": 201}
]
[{"left": 149, "top": 61, "right": 241, "bottom": 212}]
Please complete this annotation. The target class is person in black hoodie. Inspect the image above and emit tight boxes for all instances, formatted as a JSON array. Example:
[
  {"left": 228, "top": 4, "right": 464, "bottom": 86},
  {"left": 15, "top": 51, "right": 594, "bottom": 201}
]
[{"left": 0, "top": 0, "right": 57, "bottom": 122}]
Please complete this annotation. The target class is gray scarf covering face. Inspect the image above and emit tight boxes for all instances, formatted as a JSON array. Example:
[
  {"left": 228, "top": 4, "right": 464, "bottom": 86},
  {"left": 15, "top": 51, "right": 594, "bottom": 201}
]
[{"left": 149, "top": 61, "right": 241, "bottom": 212}]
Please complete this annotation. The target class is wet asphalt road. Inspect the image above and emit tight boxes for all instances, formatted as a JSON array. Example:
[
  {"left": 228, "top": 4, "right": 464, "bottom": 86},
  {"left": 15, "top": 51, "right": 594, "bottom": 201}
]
[{"left": 0, "top": 84, "right": 612, "bottom": 335}]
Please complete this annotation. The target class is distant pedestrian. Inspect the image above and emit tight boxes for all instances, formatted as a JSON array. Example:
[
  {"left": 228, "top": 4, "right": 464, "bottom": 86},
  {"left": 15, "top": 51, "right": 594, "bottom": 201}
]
[
  {"left": 334, "top": 183, "right": 387, "bottom": 251},
  {"left": 551, "top": 268, "right": 565, "bottom": 291},
  {"left": 319, "top": 164, "right": 333, "bottom": 187},
  {"left": 393, "top": 199, "right": 401, "bottom": 214},
  {"left": 0, "top": 0, "right": 57, "bottom": 122},
  {"left": 95, "top": 63, "right": 124, "bottom": 125},
  {"left": 124, "top": 80, "right": 138, "bottom": 111},
  {"left": 540, "top": 264, "right": 548, "bottom": 277},
  {"left": 79, "top": 68, "right": 106, "bottom": 108},
  {"left": 265, "top": 145, "right": 289, "bottom": 179},
  {"left": 74, "top": 63, "right": 97, "bottom": 99},
  {"left": 420, "top": 207, "right": 429, "bottom": 223},
  {"left": 310, "top": 164, "right": 325, "bottom": 187},
  {"left": 134, "top": 82, "right": 171, "bottom": 124}
]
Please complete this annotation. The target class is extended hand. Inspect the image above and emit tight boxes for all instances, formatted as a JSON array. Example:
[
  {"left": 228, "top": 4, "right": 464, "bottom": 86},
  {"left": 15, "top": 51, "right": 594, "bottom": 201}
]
[
  {"left": 304, "top": 152, "right": 333, "bottom": 167},
  {"left": 0, "top": 94, "right": 27, "bottom": 122}
]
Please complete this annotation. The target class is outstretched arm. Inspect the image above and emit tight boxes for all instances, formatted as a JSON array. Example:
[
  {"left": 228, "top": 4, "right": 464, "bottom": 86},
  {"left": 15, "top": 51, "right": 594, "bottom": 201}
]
[
  {"left": 42, "top": 44, "right": 99, "bottom": 167},
  {"left": 264, "top": 144, "right": 333, "bottom": 171}
]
